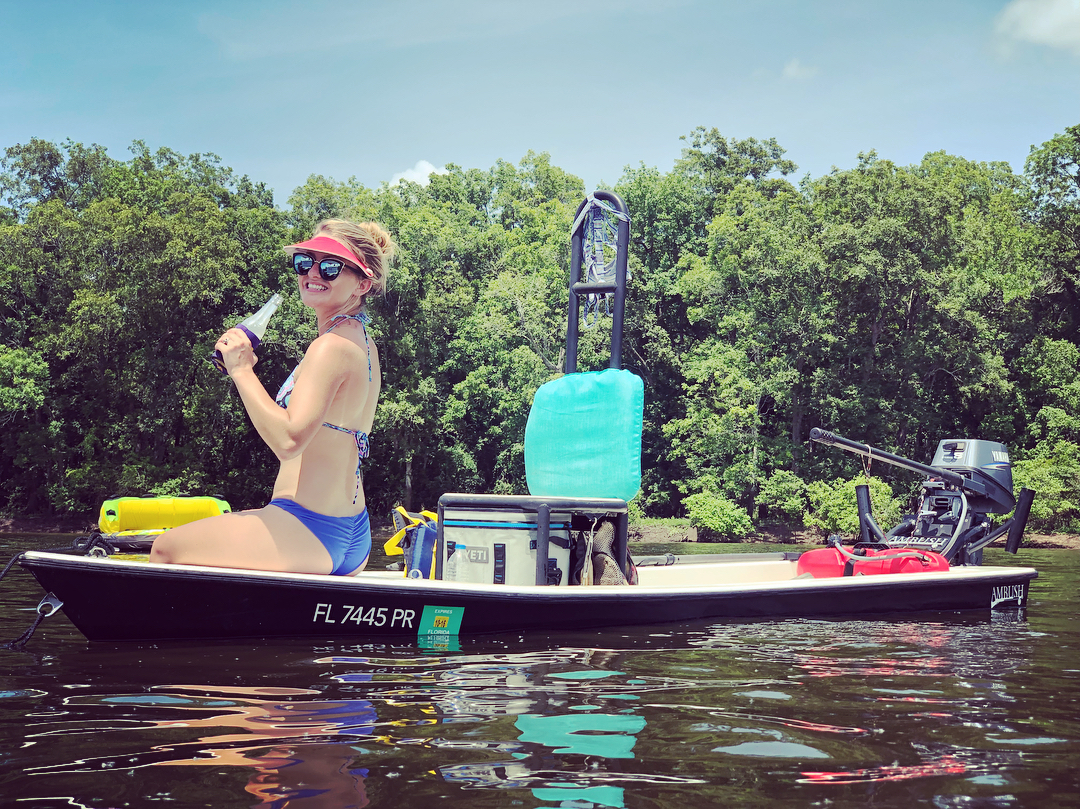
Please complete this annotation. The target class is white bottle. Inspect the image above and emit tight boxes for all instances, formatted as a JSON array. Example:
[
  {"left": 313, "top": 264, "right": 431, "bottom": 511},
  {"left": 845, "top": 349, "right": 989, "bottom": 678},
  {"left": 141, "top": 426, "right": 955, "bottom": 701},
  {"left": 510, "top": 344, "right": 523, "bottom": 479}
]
[
  {"left": 443, "top": 541, "right": 459, "bottom": 582},
  {"left": 210, "top": 293, "right": 283, "bottom": 374}
]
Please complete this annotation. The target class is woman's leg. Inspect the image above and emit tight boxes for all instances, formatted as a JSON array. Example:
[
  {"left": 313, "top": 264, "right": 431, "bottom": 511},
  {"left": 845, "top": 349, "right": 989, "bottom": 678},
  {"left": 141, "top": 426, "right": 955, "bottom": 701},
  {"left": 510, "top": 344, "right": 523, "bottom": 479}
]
[{"left": 149, "top": 506, "right": 334, "bottom": 574}]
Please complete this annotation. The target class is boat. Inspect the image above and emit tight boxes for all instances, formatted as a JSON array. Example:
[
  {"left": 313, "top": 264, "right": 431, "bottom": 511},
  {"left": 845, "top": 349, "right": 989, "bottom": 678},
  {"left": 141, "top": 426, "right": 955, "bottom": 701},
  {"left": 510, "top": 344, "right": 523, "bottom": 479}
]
[
  {"left": 17, "top": 534, "right": 1036, "bottom": 643},
  {"left": 9, "top": 191, "right": 1039, "bottom": 645}
]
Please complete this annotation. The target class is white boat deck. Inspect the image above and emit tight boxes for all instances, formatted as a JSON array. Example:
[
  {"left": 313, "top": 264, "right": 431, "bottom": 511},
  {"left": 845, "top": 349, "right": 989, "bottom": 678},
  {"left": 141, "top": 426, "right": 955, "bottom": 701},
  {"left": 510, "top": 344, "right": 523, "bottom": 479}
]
[{"left": 22, "top": 551, "right": 1037, "bottom": 599}]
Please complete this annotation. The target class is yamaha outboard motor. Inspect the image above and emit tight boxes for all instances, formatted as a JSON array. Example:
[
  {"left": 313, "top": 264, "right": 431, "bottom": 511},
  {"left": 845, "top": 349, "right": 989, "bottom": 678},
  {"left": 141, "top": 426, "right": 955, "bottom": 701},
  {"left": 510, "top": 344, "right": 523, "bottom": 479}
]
[
  {"left": 810, "top": 429, "right": 1036, "bottom": 565},
  {"left": 902, "top": 440, "right": 1015, "bottom": 563}
]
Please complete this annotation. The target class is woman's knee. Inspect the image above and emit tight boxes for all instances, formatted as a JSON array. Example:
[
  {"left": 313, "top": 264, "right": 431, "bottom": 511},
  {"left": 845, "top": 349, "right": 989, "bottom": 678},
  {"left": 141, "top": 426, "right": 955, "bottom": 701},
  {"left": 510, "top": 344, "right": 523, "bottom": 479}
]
[
  {"left": 148, "top": 533, "right": 179, "bottom": 564},
  {"left": 148, "top": 518, "right": 220, "bottom": 565}
]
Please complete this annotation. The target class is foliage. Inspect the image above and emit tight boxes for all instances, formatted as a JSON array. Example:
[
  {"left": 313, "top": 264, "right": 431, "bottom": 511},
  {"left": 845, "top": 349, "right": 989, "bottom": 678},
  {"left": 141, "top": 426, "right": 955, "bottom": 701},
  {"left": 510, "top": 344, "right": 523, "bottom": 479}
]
[
  {"left": 0, "top": 139, "right": 289, "bottom": 515},
  {"left": 1024, "top": 124, "right": 1080, "bottom": 344},
  {"left": 805, "top": 475, "right": 904, "bottom": 538},
  {"left": 756, "top": 470, "right": 809, "bottom": 524},
  {"left": 1012, "top": 440, "right": 1080, "bottom": 533},
  {"left": 1, "top": 126, "right": 1079, "bottom": 537},
  {"left": 683, "top": 491, "right": 753, "bottom": 541},
  {"left": 0, "top": 347, "right": 48, "bottom": 421}
]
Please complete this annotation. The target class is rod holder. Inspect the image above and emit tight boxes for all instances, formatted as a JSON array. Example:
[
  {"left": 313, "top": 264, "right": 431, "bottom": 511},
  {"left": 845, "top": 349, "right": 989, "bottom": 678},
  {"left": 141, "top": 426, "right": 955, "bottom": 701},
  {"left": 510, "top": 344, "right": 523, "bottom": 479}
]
[
  {"left": 1005, "top": 488, "right": 1035, "bottom": 554},
  {"left": 855, "top": 484, "right": 886, "bottom": 544},
  {"left": 535, "top": 504, "right": 551, "bottom": 585}
]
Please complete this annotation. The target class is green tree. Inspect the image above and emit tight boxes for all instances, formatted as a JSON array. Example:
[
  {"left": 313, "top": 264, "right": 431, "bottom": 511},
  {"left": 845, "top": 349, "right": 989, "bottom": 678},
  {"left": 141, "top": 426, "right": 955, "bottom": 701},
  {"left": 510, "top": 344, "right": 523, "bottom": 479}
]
[
  {"left": 0, "top": 137, "right": 113, "bottom": 219},
  {"left": 0, "top": 139, "right": 290, "bottom": 516},
  {"left": 804, "top": 152, "right": 1031, "bottom": 463},
  {"left": 677, "top": 126, "right": 798, "bottom": 215},
  {"left": 805, "top": 475, "right": 903, "bottom": 537},
  {"left": 3, "top": 126, "right": 1078, "bottom": 537},
  {"left": 1012, "top": 440, "right": 1080, "bottom": 533},
  {"left": 683, "top": 490, "right": 753, "bottom": 541},
  {"left": 1025, "top": 124, "right": 1080, "bottom": 343},
  {"left": 756, "top": 469, "right": 809, "bottom": 525}
]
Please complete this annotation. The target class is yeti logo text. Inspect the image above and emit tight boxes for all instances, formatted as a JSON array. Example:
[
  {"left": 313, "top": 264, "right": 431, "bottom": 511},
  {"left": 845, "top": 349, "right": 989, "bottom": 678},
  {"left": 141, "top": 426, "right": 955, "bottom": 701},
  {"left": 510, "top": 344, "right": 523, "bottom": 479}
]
[
  {"left": 991, "top": 584, "right": 1025, "bottom": 608},
  {"left": 464, "top": 547, "right": 489, "bottom": 564}
]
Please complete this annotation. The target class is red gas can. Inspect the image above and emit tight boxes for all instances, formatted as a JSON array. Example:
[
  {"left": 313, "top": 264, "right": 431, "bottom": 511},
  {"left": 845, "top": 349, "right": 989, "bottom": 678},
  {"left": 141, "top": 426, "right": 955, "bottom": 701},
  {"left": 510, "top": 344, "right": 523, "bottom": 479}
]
[{"left": 796, "top": 546, "right": 950, "bottom": 579}]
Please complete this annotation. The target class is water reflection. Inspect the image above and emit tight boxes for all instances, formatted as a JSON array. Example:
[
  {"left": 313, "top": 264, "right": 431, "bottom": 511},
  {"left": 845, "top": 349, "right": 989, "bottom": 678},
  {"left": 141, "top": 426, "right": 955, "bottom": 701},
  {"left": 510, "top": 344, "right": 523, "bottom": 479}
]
[
  {"left": 7, "top": 619, "right": 1072, "bottom": 806},
  {"left": 27, "top": 686, "right": 379, "bottom": 807},
  {"left": 1, "top": 539, "right": 1078, "bottom": 807},
  {"left": 241, "top": 745, "right": 370, "bottom": 808},
  {"left": 17, "top": 646, "right": 717, "bottom": 807}
]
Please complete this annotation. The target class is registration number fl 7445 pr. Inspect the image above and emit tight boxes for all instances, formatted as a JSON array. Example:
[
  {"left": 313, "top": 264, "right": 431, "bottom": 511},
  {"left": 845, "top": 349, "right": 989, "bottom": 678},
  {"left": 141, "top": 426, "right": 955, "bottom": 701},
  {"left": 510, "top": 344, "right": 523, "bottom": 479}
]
[{"left": 312, "top": 603, "right": 416, "bottom": 628}]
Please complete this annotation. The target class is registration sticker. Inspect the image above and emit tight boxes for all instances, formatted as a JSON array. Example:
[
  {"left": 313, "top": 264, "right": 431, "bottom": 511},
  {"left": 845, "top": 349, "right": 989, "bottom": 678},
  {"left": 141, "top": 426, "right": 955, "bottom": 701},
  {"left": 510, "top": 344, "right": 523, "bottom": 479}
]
[{"left": 418, "top": 605, "right": 464, "bottom": 638}]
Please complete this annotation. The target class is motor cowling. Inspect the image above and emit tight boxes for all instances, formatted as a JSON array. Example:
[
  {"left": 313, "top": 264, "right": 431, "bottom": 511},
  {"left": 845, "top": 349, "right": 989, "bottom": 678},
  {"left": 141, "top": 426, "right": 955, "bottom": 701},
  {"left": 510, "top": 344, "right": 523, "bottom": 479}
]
[{"left": 930, "top": 439, "right": 1015, "bottom": 514}]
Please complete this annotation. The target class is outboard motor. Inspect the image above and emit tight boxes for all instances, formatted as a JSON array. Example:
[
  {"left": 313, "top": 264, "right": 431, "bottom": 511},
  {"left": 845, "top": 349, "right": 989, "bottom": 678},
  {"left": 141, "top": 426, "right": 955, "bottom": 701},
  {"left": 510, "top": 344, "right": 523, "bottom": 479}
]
[
  {"left": 810, "top": 429, "right": 1036, "bottom": 565},
  {"left": 899, "top": 440, "right": 1016, "bottom": 564}
]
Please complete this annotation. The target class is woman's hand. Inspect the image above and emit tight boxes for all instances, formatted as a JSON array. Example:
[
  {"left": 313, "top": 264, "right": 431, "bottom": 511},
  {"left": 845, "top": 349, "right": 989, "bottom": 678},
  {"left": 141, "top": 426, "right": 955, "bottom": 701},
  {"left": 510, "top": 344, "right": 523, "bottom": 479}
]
[{"left": 215, "top": 328, "right": 259, "bottom": 375}]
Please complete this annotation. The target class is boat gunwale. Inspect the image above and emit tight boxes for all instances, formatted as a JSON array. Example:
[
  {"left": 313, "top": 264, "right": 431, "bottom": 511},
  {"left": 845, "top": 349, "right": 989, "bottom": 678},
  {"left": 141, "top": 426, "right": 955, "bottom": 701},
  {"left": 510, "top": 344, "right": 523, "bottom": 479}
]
[{"left": 19, "top": 550, "right": 1039, "bottom": 600}]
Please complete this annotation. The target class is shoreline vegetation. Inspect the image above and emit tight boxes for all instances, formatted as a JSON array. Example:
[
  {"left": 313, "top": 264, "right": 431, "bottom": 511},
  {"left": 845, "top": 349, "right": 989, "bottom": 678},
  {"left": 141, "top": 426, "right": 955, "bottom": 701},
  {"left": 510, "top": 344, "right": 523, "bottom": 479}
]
[
  {"left": 3, "top": 515, "right": 1077, "bottom": 550},
  {"left": 3, "top": 128, "right": 1080, "bottom": 537}
]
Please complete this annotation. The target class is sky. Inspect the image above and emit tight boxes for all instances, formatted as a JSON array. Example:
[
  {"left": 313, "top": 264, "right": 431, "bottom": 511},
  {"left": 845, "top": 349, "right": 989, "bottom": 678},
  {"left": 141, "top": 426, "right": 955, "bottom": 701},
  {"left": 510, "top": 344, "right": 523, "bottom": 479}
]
[{"left": 2, "top": 0, "right": 1078, "bottom": 206}]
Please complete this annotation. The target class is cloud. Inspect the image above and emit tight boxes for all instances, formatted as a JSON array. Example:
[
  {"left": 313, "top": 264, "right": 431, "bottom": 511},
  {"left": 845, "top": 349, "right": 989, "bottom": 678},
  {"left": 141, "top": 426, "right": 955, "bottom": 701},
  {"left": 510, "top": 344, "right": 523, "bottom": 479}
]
[
  {"left": 781, "top": 58, "right": 819, "bottom": 80},
  {"left": 389, "top": 160, "right": 448, "bottom": 186},
  {"left": 995, "top": 0, "right": 1080, "bottom": 55}
]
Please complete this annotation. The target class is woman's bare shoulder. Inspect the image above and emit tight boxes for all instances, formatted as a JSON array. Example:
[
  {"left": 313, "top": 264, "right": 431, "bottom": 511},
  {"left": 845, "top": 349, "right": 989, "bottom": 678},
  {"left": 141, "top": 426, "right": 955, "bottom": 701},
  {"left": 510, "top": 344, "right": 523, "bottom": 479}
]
[{"left": 304, "top": 329, "right": 369, "bottom": 370}]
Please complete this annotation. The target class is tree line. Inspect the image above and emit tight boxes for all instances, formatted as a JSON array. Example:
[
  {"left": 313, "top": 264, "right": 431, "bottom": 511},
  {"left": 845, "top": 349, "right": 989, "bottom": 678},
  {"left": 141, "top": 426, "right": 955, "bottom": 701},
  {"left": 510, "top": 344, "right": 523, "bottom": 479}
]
[{"left": 1, "top": 126, "right": 1078, "bottom": 535}]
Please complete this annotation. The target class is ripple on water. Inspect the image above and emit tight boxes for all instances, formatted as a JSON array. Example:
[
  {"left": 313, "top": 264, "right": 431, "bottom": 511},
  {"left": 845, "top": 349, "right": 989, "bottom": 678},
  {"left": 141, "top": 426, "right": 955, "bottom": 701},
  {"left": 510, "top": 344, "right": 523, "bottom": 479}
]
[{"left": 0, "top": 689, "right": 47, "bottom": 699}]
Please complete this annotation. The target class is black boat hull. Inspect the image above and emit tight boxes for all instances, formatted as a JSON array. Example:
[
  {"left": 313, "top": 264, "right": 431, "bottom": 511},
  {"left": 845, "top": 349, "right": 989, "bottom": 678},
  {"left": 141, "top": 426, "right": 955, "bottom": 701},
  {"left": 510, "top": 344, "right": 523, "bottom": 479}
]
[{"left": 19, "top": 552, "right": 1039, "bottom": 643}]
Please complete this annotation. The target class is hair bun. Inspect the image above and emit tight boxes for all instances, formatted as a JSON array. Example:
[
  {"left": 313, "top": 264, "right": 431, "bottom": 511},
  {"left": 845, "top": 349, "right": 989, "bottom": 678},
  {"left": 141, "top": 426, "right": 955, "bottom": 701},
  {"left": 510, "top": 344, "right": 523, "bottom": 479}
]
[{"left": 359, "top": 222, "right": 396, "bottom": 260}]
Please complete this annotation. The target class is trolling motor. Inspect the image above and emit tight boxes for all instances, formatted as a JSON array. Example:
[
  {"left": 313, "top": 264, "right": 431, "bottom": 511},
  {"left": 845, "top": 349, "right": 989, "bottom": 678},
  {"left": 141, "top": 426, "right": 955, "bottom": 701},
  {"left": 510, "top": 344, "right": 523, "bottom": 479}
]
[{"left": 809, "top": 429, "right": 1037, "bottom": 566}]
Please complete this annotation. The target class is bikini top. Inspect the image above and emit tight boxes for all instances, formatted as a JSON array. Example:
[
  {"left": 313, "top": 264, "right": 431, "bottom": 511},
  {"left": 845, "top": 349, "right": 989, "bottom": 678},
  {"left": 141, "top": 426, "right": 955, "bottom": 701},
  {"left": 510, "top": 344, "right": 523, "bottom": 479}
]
[{"left": 274, "top": 312, "right": 373, "bottom": 503}]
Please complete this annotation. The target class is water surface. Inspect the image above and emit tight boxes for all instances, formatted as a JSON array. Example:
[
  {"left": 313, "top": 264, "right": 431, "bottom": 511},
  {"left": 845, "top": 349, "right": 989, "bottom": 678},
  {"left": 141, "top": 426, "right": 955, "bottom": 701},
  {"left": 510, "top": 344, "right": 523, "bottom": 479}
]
[{"left": 1, "top": 534, "right": 1077, "bottom": 807}]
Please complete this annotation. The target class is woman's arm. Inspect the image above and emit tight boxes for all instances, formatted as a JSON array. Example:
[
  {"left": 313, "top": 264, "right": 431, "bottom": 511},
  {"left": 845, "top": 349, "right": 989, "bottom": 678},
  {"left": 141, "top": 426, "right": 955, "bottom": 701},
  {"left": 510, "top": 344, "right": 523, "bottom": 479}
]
[{"left": 219, "top": 329, "right": 353, "bottom": 460}]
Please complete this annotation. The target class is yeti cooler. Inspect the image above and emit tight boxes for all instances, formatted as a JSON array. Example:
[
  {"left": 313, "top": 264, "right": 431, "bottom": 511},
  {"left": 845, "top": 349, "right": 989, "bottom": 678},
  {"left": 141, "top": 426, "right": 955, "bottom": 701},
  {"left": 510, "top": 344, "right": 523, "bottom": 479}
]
[{"left": 440, "top": 508, "right": 572, "bottom": 586}]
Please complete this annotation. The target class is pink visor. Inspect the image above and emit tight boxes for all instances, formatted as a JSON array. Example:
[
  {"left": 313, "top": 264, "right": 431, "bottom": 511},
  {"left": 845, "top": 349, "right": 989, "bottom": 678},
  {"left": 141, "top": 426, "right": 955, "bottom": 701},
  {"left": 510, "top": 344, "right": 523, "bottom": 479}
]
[{"left": 284, "top": 235, "right": 373, "bottom": 278}]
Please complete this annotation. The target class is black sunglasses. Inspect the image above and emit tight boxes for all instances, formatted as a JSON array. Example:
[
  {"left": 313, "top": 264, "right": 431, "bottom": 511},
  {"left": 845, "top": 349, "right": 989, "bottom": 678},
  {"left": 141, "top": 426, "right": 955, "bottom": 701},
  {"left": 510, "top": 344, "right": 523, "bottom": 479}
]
[{"left": 292, "top": 253, "right": 350, "bottom": 280}]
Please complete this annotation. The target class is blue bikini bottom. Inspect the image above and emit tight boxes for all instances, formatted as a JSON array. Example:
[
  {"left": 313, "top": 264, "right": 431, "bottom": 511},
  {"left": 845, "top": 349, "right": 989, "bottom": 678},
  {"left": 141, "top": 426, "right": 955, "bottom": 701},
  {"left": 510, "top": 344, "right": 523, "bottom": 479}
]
[{"left": 269, "top": 498, "right": 371, "bottom": 575}]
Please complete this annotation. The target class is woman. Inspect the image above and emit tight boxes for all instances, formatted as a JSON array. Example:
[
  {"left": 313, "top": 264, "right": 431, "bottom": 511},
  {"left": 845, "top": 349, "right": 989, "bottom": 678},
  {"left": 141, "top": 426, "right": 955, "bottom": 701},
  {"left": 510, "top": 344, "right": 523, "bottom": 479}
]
[{"left": 150, "top": 219, "right": 395, "bottom": 576}]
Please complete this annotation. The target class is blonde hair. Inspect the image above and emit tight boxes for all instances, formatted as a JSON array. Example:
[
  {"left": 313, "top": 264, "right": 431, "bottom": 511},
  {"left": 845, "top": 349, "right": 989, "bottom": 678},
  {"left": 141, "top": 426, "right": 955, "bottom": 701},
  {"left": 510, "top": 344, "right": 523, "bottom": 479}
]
[{"left": 313, "top": 219, "right": 396, "bottom": 303}]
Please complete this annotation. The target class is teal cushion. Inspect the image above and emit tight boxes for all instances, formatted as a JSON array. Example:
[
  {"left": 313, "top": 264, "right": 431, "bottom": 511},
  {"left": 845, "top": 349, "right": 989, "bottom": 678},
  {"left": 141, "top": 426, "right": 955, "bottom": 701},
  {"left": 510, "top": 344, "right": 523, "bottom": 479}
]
[{"left": 524, "top": 368, "right": 643, "bottom": 501}]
